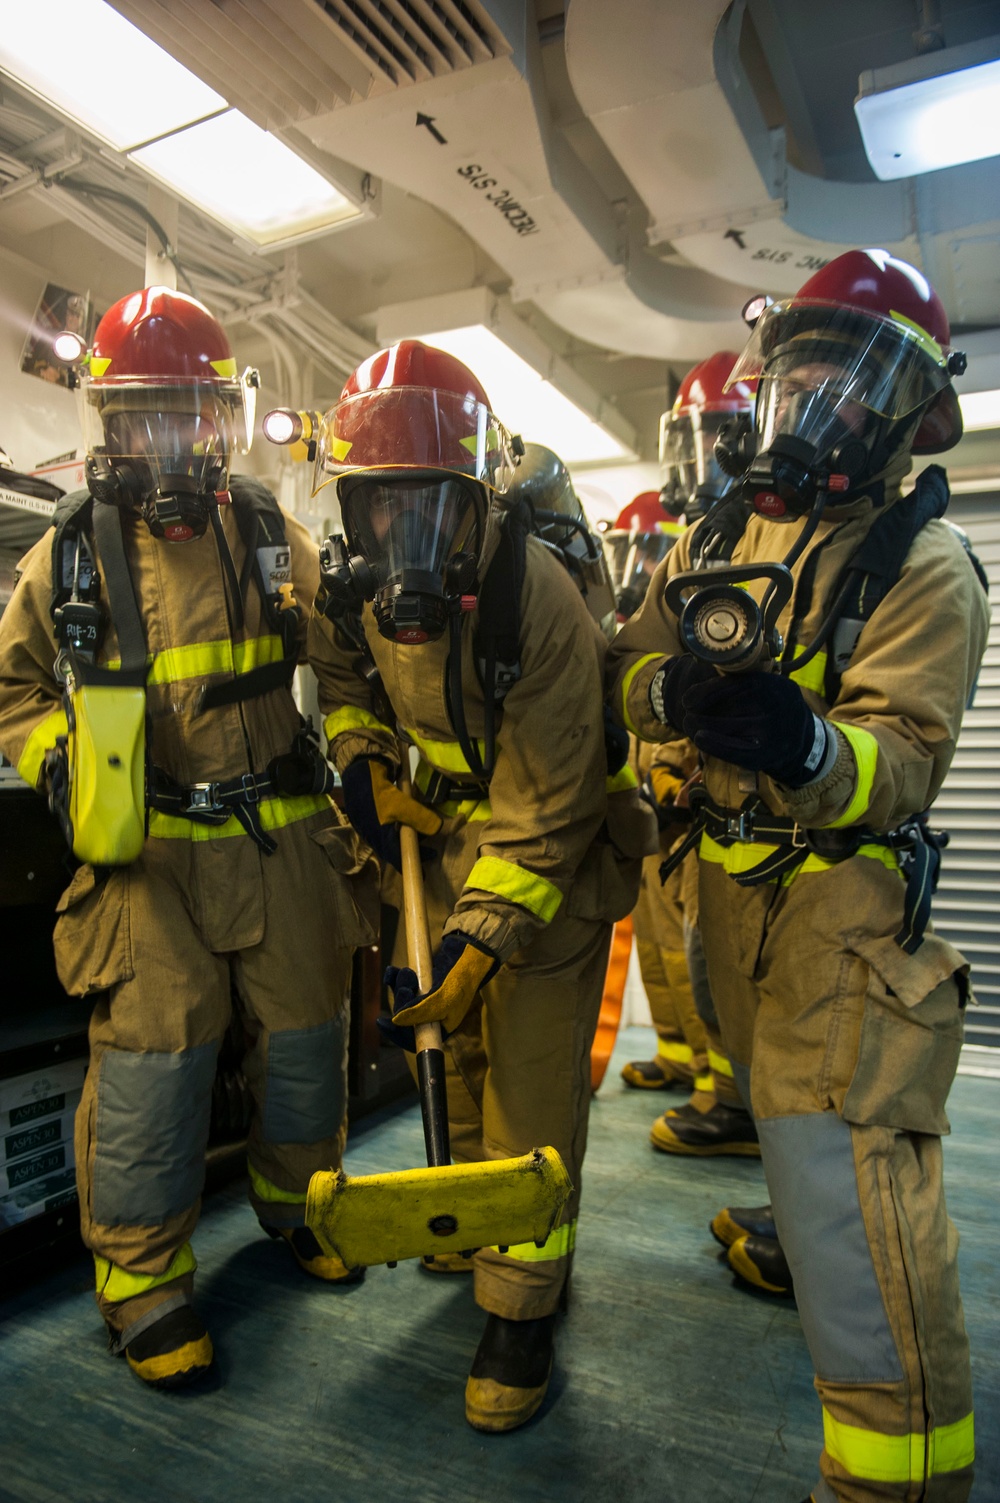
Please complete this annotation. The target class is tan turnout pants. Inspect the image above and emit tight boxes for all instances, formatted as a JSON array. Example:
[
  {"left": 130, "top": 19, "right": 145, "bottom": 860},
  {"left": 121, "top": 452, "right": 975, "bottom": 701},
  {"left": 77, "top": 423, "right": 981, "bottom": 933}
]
[
  {"left": 60, "top": 812, "right": 364, "bottom": 1331},
  {"left": 397, "top": 815, "right": 612, "bottom": 1320},
  {"left": 700, "top": 854, "right": 974, "bottom": 1503}
]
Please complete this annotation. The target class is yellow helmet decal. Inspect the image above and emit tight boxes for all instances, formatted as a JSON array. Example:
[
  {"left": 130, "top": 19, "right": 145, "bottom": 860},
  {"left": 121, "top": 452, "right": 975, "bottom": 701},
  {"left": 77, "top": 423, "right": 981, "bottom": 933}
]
[
  {"left": 327, "top": 434, "right": 353, "bottom": 462},
  {"left": 89, "top": 356, "right": 112, "bottom": 377},
  {"left": 210, "top": 357, "right": 238, "bottom": 378},
  {"left": 889, "top": 309, "right": 945, "bottom": 368}
]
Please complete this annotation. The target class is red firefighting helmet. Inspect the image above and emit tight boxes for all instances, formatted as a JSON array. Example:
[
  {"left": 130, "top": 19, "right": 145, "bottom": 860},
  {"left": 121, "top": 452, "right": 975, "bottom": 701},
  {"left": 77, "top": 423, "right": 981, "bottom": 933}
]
[
  {"left": 729, "top": 250, "right": 963, "bottom": 453},
  {"left": 316, "top": 339, "right": 517, "bottom": 494}
]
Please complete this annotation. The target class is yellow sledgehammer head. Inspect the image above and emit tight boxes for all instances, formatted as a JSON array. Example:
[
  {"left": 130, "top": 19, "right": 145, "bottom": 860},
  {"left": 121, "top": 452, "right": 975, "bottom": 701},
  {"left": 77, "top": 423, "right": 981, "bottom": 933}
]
[{"left": 306, "top": 1147, "right": 572, "bottom": 1269}]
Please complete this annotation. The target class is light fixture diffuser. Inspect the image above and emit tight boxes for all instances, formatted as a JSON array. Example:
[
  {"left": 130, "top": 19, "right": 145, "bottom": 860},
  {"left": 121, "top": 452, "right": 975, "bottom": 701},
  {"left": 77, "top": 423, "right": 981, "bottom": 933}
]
[
  {"left": 417, "top": 326, "right": 631, "bottom": 466},
  {"left": 0, "top": 0, "right": 364, "bottom": 246},
  {"left": 132, "top": 111, "right": 358, "bottom": 248},
  {"left": 0, "top": 0, "right": 226, "bottom": 151},
  {"left": 959, "top": 389, "right": 1000, "bottom": 431},
  {"left": 856, "top": 35, "right": 1000, "bottom": 180}
]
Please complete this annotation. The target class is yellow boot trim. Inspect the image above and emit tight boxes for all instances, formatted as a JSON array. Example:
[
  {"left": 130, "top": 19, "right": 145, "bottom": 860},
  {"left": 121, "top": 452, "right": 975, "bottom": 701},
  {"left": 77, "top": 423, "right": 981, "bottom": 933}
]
[
  {"left": 126, "top": 1333, "right": 214, "bottom": 1386},
  {"left": 274, "top": 1227, "right": 356, "bottom": 1283},
  {"left": 248, "top": 1162, "right": 308, "bottom": 1205},
  {"left": 465, "top": 1363, "right": 553, "bottom": 1433},
  {"left": 727, "top": 1235, "right": 788, "bottom": 1292},
  {"left": 95, "top": 1242, "right": 196, "bottom": 1304},
  {"left": 709, "top": 1207, "right": 747, "bottom": 1248},
  {"left": 650, "top": 1115, "right": 761, "bottom": 1158},
  {"left": 822, "top": 1408, "right": 975, "bottom": 1483}
]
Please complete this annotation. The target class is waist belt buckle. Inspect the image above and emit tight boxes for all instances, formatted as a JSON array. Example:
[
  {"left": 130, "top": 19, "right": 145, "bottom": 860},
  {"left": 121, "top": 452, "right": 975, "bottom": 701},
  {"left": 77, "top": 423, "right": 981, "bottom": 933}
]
[
  {"left": 728, "top": 810, "right": 754, "bottom": 841},
  {"left": 184, "top": 782, "right": 223, "bottom": 815}
]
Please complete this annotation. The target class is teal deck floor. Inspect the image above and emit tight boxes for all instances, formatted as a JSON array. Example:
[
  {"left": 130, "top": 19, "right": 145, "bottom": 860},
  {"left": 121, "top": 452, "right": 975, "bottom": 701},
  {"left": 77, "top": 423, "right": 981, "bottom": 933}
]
[{"left": 1, "top": 1025, "right": 997, "bottom": 1503}]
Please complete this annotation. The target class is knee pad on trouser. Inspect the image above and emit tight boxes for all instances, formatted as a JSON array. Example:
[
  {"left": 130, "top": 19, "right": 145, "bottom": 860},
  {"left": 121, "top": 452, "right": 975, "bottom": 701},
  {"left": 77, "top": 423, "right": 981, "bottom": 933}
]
[
  {"left": 89, "top": 1044, "right": 217, "bottom": 1229},
  {"left": 245, "top": 1014, "right": 349, "bottom": 1226}
]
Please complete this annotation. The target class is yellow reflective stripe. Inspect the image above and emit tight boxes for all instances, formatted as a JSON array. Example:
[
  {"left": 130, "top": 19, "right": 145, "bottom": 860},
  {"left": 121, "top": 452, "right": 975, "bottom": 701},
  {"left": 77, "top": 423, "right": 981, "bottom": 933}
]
[
  {"left": 702, "top": 830, "right": 898, "bottom": 882},
  {"left": 620, "top": 653, "right": 662, "bottom": 736},
  {"left": 148, "top": 793, "right": 329, "bottom": 841},
  {"left": 658, "top": 1038, "right": 693, "bottom": 1064},
  {"left": 825, "top": 721, "right": 880, "bottom": 829},
  {"left": 465, "top": 855, "right": 563, "bottom": 923},
  {"left": 16, "top": 706, "right": 68, "bottom": 787},
  {"left": 798, "top": 842, "right": 899, "bottom": 876},
  {"left": 144, "top": 634, "right": 284, "bottom": 686},
  {"left": 823, "top": 1408, "right": 974, "bottom": 1483},
  {"left": 494, "top": 1219, "right": 577, "bottom": 1262},
  {"left": 700, "top": 832, "right": 783, "bottom": 874},
  {"left": 95, "top": 1242, "right": 196, "bottom": 1302},
  {"left": 929, "top": 1414, "right": 977, "bottom": 1475},
  {"left": 693, "top": 1072, "right": 714, "bottom": 1092},
  {"left": 323, "top": 705, "right": 395, "bottom": 742},
  {"left": 413, "top": 756, "right": 491, "bottom": 821},
  {"left": 787, "top": 647, "right": 828, "bottom": 695},
  {"left": 708, "top": 1048, "right": 734, "bottom": 1077},
  {"left": 607, "top": 763, "right": 639, "bottom": 792},
  {"left": 405, "top": 728, "right": 484, "bottom": 776},
  {"left": 248, "top": 1163, "right": 308, "bottom": 1205}
]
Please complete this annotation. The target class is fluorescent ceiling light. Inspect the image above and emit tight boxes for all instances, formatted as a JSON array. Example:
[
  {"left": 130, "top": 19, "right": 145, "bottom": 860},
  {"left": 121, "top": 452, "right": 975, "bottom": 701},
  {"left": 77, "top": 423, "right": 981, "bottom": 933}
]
[
  {"left": 0, "top": 0, "right": 362, "bottom": 246},
  {"left": 418, "top": 326, "right": 630, "bottom": 466},
  {"left": 0, "top": 0, "right": 226, "bottom": 151},
  {"left": 856, "top": 36, "right": 1000, "bottom": 179},
  {"left": 959, "top": 389, "right": 1000, "bottom": 431},
  {"left": 133, "top": 112, "right": 357, "bottom": 247}
]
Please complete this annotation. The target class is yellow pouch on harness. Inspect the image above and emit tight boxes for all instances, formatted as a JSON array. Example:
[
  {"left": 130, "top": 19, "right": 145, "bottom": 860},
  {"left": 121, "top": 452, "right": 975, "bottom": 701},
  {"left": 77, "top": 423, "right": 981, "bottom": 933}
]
[{"left": 64, "top": 684, "right": 146, "bottom": 865}]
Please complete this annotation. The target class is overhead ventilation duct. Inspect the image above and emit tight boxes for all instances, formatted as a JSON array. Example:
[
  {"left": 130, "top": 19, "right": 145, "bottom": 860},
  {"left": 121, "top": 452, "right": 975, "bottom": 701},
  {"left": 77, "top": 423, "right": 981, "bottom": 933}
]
[
  {"left": 108, "top": 0, "right": 759, "bottom": 359},
  {"left": 563, "top": 0, "right": 1000, "bottom": 325}
]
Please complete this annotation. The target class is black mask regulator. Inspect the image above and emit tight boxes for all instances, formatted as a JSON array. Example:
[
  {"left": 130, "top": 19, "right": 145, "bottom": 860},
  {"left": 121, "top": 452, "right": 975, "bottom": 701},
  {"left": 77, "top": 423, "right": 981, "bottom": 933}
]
[
  {"left": 317, "top": 538, "right": 480, "bottom": 647},
  {"left": 85, "top": 457, "right": 227, "bottom": 543}
]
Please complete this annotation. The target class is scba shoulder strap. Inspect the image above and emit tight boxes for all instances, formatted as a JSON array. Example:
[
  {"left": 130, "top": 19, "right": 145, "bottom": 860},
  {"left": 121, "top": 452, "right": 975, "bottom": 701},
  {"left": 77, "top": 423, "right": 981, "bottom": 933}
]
[
  {"left": 50, "top": 481, "right": 300, "bottom": 707},
  {"left": 199, "top": 477, "right": 299, "bottom": 710},
  {"left": 824, "top": 464, "right": 987, "bottom": 700}
]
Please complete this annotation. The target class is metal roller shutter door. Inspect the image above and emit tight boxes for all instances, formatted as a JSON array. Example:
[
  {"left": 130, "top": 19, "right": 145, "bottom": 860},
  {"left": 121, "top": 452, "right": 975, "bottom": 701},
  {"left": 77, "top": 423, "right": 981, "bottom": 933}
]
[{"left": 931, "top": 494, "right": 1000, "bottom": 1076}]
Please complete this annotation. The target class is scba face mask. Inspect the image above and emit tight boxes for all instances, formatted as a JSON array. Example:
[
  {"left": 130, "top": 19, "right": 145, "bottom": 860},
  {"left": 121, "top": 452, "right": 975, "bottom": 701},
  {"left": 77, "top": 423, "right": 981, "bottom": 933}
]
[
  {"left": 83, "top": 389, "right": 247, "bottom": 542},
  {"left": 338, "top": 472, "right": 486, "bottom": 644},
  {"left": 729, "top": 300, "right": 955, "bottom": 520}
]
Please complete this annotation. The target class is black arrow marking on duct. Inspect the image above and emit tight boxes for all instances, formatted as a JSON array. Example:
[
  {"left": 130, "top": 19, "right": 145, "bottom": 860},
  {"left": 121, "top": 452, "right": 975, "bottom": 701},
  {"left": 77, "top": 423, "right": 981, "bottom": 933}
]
[
  {"left": 416, "top": 113, "right": 447, "bottom": 145},
  {"left": 725, "top": 228, "right": 747, "bottom": 250}
]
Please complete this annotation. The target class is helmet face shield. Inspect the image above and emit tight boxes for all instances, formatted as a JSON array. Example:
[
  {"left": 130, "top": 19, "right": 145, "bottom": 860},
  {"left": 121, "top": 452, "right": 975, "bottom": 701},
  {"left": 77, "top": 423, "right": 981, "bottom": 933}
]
[
  {"left": 731, "top": 300, "right": 952, "bottom": 443},
  {"left": 315, "top": 387, "right": 517, "bottom": 498},
  {"left": 339, "top": 472, "right": 484, "bottom": 593},
  {"left": 82, "top": 376, "right": 253, "bottom": 495}
]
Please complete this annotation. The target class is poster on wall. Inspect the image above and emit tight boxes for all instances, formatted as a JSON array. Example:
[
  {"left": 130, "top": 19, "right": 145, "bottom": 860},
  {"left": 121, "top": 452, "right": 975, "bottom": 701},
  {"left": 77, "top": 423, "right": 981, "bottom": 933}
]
[{"left": 19, "top": 283, "right": 95, "bottom": 388}]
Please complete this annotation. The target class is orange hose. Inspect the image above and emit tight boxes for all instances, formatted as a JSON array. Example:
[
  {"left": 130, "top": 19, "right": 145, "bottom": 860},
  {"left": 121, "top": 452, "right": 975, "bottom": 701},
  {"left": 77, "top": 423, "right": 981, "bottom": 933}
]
[{"left": 590, "top": 915, "right": 633, "bottom": 1092}]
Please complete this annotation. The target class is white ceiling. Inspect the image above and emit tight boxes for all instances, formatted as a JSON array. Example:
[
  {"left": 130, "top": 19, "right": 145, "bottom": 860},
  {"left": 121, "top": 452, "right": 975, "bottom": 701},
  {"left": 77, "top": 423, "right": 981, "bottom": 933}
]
[{"left": 0, "top": 0, "right": 997, "bottom": 469}]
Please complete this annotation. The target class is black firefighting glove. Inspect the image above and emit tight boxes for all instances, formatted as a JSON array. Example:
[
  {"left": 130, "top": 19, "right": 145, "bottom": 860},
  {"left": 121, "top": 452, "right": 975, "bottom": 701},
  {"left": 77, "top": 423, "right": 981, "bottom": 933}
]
[
  {"left": 380, "top": 933, "right": 500, "bottom": 1050},
  {"left": 648, "top": 655, "right": 718, "bottom": 731},
  {"left": 680, "top": 671, "right": 836, "bottom": 789},
  {"left": 340, "top": 755, "right": 442, "bottom": 870}
]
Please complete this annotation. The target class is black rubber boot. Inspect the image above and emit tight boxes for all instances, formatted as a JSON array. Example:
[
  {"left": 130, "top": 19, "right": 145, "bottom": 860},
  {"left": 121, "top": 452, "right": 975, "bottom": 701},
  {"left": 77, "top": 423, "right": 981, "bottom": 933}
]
[
  {"left": 620, "top": 1057, "right": 686, "bottom": 1090},
  {"left": 727, "top": 1233, "right": 794, "bottom": 1297},
  {"left": 465, "top": 1314, "right": 555, "bottom": 1433},
  {"left": 710, "top": 1203, "right": 776, "bottom": 1248},
  {"left": 262, "top": 1223, "right": 365, "bottom": 1284},
  {"left": 651, "top": 1101, "right": 761, "bottom": 1157},
  {"left": 115, "top": 1304, "right": 214, "bottom": 1389}
]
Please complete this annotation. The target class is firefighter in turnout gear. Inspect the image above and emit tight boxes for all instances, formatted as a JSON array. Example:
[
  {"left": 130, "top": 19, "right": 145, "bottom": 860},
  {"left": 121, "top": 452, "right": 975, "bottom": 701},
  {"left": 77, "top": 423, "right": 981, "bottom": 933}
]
[
  {"left": 300, "top": 340, "right": 652, "bottom": 1434},
  {"left": 0, "top": 288, "right": 376, "bottom": 1388},
  {"left": 641, "top": 359, "right": 762, "bottom": 1158},
  {"left": 607, "top": 251, "right": 987, "bottom": 1503}
]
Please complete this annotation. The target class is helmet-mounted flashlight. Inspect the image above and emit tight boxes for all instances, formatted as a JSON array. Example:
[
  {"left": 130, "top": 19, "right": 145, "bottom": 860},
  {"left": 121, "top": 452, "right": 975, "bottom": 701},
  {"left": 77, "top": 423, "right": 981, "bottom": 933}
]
[{"left": 262, "top": 408, "right": 322, "bottom": 462}]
